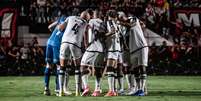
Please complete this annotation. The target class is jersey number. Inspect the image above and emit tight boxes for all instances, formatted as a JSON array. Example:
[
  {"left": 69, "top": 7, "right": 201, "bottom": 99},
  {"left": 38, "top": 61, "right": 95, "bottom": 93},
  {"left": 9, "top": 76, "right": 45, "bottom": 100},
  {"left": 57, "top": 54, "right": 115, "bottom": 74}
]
[{"left": 72, "top": 23, "right": 79, "bottom": 34}]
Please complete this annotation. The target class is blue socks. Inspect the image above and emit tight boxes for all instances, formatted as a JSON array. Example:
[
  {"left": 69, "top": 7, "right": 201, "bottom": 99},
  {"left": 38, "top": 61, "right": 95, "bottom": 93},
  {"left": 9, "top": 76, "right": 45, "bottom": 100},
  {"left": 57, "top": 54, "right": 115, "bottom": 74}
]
[
  {"left": 55, "top": 69, "right": 60, "bottom": 90},
  {"left": 44, "top": 68, "right": 51, "bottom": 89}
]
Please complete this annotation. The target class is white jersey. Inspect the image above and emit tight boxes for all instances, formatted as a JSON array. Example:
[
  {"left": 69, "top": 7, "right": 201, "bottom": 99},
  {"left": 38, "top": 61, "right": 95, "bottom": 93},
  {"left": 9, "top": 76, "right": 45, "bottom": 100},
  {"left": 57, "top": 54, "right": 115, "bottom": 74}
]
[
  {"left": 105, "top": 20, "right": 121, "bottom": 52},
  {"left": 61, "top": 16, "right": 88, "bottom": 47},
  {"left": 129, "top": 18, "right": 148, "bottom": 53},
  {"left": 20, "top": 47, "right": 30, "bottom": 60},
  {"left": 87, "top": 18, "right": 104, "bottom": 52}
]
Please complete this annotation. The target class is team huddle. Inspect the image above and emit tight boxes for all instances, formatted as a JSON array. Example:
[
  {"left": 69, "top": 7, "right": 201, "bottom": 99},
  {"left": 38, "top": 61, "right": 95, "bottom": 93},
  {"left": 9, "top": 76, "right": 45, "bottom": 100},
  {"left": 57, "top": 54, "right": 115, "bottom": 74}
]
[{"left": 43, "top": 9, "right": 148, "bottom": 97}]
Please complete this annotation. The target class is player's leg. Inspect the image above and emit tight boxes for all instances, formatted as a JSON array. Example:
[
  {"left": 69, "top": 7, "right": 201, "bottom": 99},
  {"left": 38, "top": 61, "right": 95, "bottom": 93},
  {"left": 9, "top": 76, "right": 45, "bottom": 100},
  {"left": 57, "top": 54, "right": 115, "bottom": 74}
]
[
  {"left": 122, "top": 51, "right": 134, "bottom": 92},
  {"left": 127, "top": 57, "right": 140, "bottom": 95},
  {"left": 55, "top": 65, "right": 59, "bottom": 93},
  {"left": 105, "top": 60, "right": 115, "bottom": 96},
  {"left": 80, "top": 52, "right": 95, "bottom": 96},
  {"left": 133, "top": 66, "right": 141, "bottom": 94},
  {"left": 91, "top": 67, "right": 103, "bottom": 96},
  {"left": 58, "top": 59, "right": 65, "bottom": 96},
  {"left": 116, "top": 63, "right": 125, "bottom": 95},
  {"left": 58, "top": 43, "right": 70, "bottom": 96},
  {"left": 105, "top": 57, "right": 118, "bottom": 96},
  {"left": 116, "top": 52, "right": 125, "bottom": 95},
  {"left": 53, "top": 45, "right": 61, "bottom": 94},
  {"left": 137, "top": 47, "right": 148, "bottom": 96},
  {"left": 80, "top": 65, "right": 90, "bottom": 96},
  {"left": 138, "top": 65, "right": 147, "bottom": 96},
  {"left": 91, "top": 52, "right": 105, "bottom": 96},
  {"left": 44, "top": 45, "right": 53, "bottom": 96},
  {"left": 44, "top": 63, "right": 52, "bottom": 95},
  {"left": 73, "top": 58, "right": 81, "bottom": 96},
  {"left": 63, "top": 60, "right": 72, "bottom": 95},
  {"left": 70, "top": 45, "right": 82, "bottom": 96}
]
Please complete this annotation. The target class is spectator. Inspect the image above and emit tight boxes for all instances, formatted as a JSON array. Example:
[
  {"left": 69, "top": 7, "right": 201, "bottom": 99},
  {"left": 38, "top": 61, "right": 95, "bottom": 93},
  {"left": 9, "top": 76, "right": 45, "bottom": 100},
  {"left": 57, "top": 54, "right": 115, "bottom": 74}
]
[
  {"left": 0, "top": 44, "right": 7, "bottom": 75},
  {"left": 19, "top": 43, "right": 31, "bottom": 75},
  {"left": 145, "top": 2, "right": 155, "bottom": 30},
  {"left": 32, "top": 37, "right": 39, "bottom": 46},
  {"left": 7, "top": 45, "right": 20, "bottom": 75},
  {"left": 32, "top": 44, "right": 44, "bottom": 75}
]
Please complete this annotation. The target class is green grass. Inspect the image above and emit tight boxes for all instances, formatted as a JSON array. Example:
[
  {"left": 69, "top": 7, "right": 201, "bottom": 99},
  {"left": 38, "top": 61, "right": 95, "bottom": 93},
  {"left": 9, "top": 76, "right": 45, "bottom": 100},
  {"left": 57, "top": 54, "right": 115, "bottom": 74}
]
[{"left": 0, "top": 76, "right": 201, "bottom": 101}]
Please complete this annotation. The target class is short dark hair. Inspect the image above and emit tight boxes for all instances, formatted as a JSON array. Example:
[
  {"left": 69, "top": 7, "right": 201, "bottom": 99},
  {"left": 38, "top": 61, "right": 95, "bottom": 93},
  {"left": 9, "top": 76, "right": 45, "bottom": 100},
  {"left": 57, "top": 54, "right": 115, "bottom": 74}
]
[{"left": 107, "top": 9, "right": 117, "bottom": 18}]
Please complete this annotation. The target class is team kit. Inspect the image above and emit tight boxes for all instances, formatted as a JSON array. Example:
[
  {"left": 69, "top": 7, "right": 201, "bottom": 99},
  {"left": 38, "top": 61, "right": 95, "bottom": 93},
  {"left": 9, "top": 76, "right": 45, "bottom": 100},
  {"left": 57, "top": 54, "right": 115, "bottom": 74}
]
[{"left": 43, "top": 9, "right": 149, "bottom": 97}]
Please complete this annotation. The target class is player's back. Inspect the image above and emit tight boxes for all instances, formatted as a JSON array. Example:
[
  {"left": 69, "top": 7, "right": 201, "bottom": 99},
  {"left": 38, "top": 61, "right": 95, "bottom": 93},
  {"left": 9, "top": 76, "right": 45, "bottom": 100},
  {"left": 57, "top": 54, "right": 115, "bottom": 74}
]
[
  {"left": 47, "top": 16, "right": 66, "bottom": 46},
  {"left": 87, "top": 18, "right": 105, "bottom": 52},
  {"left": 129, "top": 17, "right": 147, "bottom": 51},
  {"left": 62, "top": 16, "right": 88, "bottom": 47},
  {"left": 105, "top": 19, "right": 121, "bottom": 52},
  {"left": 88, "top": 18, "right": 103, "bottom": 43}
]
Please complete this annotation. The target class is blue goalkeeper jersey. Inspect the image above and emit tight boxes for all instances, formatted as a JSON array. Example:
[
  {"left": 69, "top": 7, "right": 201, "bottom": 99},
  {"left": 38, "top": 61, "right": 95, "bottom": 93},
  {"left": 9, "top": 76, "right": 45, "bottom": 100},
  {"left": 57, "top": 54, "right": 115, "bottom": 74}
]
[{"left": 47, "top": 16, "right": 66, "bottom": 46}]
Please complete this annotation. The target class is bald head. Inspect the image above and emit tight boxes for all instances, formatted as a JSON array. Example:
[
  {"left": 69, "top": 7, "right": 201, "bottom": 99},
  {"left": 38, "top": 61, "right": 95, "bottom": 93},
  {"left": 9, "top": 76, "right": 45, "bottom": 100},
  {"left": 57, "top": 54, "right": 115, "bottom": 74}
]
[{"left": 80, "top": 11, "right": 90, "bottom": 21}]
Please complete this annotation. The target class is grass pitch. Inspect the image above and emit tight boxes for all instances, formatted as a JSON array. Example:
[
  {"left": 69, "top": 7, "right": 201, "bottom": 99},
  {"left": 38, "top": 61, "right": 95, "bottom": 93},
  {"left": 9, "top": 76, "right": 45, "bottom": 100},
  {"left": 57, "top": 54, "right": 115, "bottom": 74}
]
[{"left": 0, "top": 76, "right": 201, "bottom": 101}]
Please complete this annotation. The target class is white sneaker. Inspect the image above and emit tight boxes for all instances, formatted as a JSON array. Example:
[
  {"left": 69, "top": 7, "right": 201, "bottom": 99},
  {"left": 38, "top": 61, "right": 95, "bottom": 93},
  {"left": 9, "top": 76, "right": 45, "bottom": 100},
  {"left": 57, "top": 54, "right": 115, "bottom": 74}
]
[
  {"left": 64, "top": 91, "right": 72, "bottom": 96},
  {"left": 57, "top": 91, "right": 65, "bottom": 97},
  {"left": 117, "top": 89, "right": 125, "bottom": 95},
  {"left": 127, "top": 88, "right": 136, "bottom": 95}
]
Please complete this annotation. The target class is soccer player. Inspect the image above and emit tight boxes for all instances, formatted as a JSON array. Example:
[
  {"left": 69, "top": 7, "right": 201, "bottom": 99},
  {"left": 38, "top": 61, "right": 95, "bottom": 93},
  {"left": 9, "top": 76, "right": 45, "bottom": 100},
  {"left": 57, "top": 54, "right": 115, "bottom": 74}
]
[
  {"left": 104, "top": 10, "right": 122, "bottom": 96},
  {"left": 43, "top": 15, "right": 66, "bottom": 96},
  {"left": 58, "top": 11, "right": 90, "bottom": 96},
  {"left": 127, "top": 16, "right": 148, "bottom": 96},
  {"left": 80, "top": 10, "right": 106, "bottom": 96},
  {"left": 115, "top": 11, "right": 130, "bottom": 95}
]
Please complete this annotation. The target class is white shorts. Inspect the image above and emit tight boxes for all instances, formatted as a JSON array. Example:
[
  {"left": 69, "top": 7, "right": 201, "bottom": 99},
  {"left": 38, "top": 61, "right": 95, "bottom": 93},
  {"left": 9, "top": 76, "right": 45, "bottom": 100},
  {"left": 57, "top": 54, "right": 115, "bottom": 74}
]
[
  {"left": 81, "top": 51, "right": 104, "bottom": 67},
  {"left": 107, "top": 51, "right": 121, "bottom": 61},
  {"left": 130, "top": 47, "right": 148, "bottom": 67},
  {"left": 60, "top": 43, "right": 82, "bottom": 60}
]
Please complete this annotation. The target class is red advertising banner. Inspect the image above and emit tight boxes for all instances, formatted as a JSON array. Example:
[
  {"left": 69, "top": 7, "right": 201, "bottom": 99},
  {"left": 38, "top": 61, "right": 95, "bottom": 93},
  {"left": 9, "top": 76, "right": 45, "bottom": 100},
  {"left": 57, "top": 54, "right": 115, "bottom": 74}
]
[
  {"left": 171, "top": 8, "right": 201, "bottom": 46},
  {"left": 0, "top": 7, "right": 17, "bottom": 47},
  {"left": 173, "top": 8, "right": 201, "bottom": 28}
]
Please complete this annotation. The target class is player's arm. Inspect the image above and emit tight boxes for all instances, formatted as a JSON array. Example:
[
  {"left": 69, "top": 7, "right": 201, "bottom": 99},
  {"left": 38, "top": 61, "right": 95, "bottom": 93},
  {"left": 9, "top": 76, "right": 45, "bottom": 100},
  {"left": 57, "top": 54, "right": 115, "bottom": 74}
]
[
  {"left": 105, "top": 31, "right": 115, "bottom": 37},
  {"left": 58, "top": 17, "right": 68, "bottom": 31},
  {"left": 8, "top": 50, "right": 17, "bottom": 57},
  {"left": 104, "top": 24, "right": 116, "bottom": 37},
  {"left": 48, "top": 20, "right": 58, "bottom": 32},
  {"left": 0, "top": 46, "right": 6, "bottom": 54},
  {"left": 140, "top": 20, "right": 146, "bottom": 28},
  {"left": 84, "top": 24, "right": 90, "bottom": 48},
  {"left": 118, "top": 21, "right": 133, "bottom": 28}
]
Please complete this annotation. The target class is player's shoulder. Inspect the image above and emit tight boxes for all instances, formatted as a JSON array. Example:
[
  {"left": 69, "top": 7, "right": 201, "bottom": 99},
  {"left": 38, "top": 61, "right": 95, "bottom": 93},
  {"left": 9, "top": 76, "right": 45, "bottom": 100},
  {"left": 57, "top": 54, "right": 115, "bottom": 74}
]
[
  {"left": 89, "top": 18, "right": 101, "bottom": 24},
  {"left": 67, "top": 16, "right": 77, "bottom": 20},
  {"left": 128, "top": 16, "right": 138, "bottom": 23},
  {"left": 59, "top": 16, "right": 67, "bottom": 21}
]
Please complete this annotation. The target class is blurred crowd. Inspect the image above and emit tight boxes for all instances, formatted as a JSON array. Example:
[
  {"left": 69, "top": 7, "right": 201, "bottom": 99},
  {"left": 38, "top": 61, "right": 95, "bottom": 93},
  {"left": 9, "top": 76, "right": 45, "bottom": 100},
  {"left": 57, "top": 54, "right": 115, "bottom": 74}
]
[
  {"left": 18, "top": 0, "right": 201, "bottom": 45},
  {"left": 1, "top": 39, "right": 201, "bottom": 76},
  {"left": 0, "top": 37, "right": 45, "bottom": 76},
  {"left": 148, "top": 41, "right": 201, "bottom": 75}
]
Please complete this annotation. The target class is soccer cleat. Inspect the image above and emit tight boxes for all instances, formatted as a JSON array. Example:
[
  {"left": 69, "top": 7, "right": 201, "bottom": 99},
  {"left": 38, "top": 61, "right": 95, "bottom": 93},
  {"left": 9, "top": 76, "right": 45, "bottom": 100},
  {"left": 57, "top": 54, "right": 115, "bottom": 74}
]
[
  {"left": 144, "top": 87, "right": 148, "bottom": 96},
  {"left": 104, "top": 91, "right": 118, "bottom": 97},
  {"left": 127, "top": 89, "right": 137, "bottom": 96},
  {"left": 92, "top": 91, "right": 101, "bottom": 97},
  {"left": 117, "top": 89, "right": 125, "bottom": 95},
  {"left": 43, "top": 89, "right": 51, "bottom": 96},
  {"left": 137, "top": 90, "right": 145, "bottom": 96},
  {"left": 55, "top": 89, "right": 59, "bottom": 93},
  {"left": 64, "top": 91, "right": 72, "bottom": 96},
  {"left": 57, "top": 91, "right": 65, "bottom": 97},
  {"left": 81, "top": 86, "right": 90, "bottom": 96},
  {"left": 75, "top": 91, "right": 81, "bottom": 96}
]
